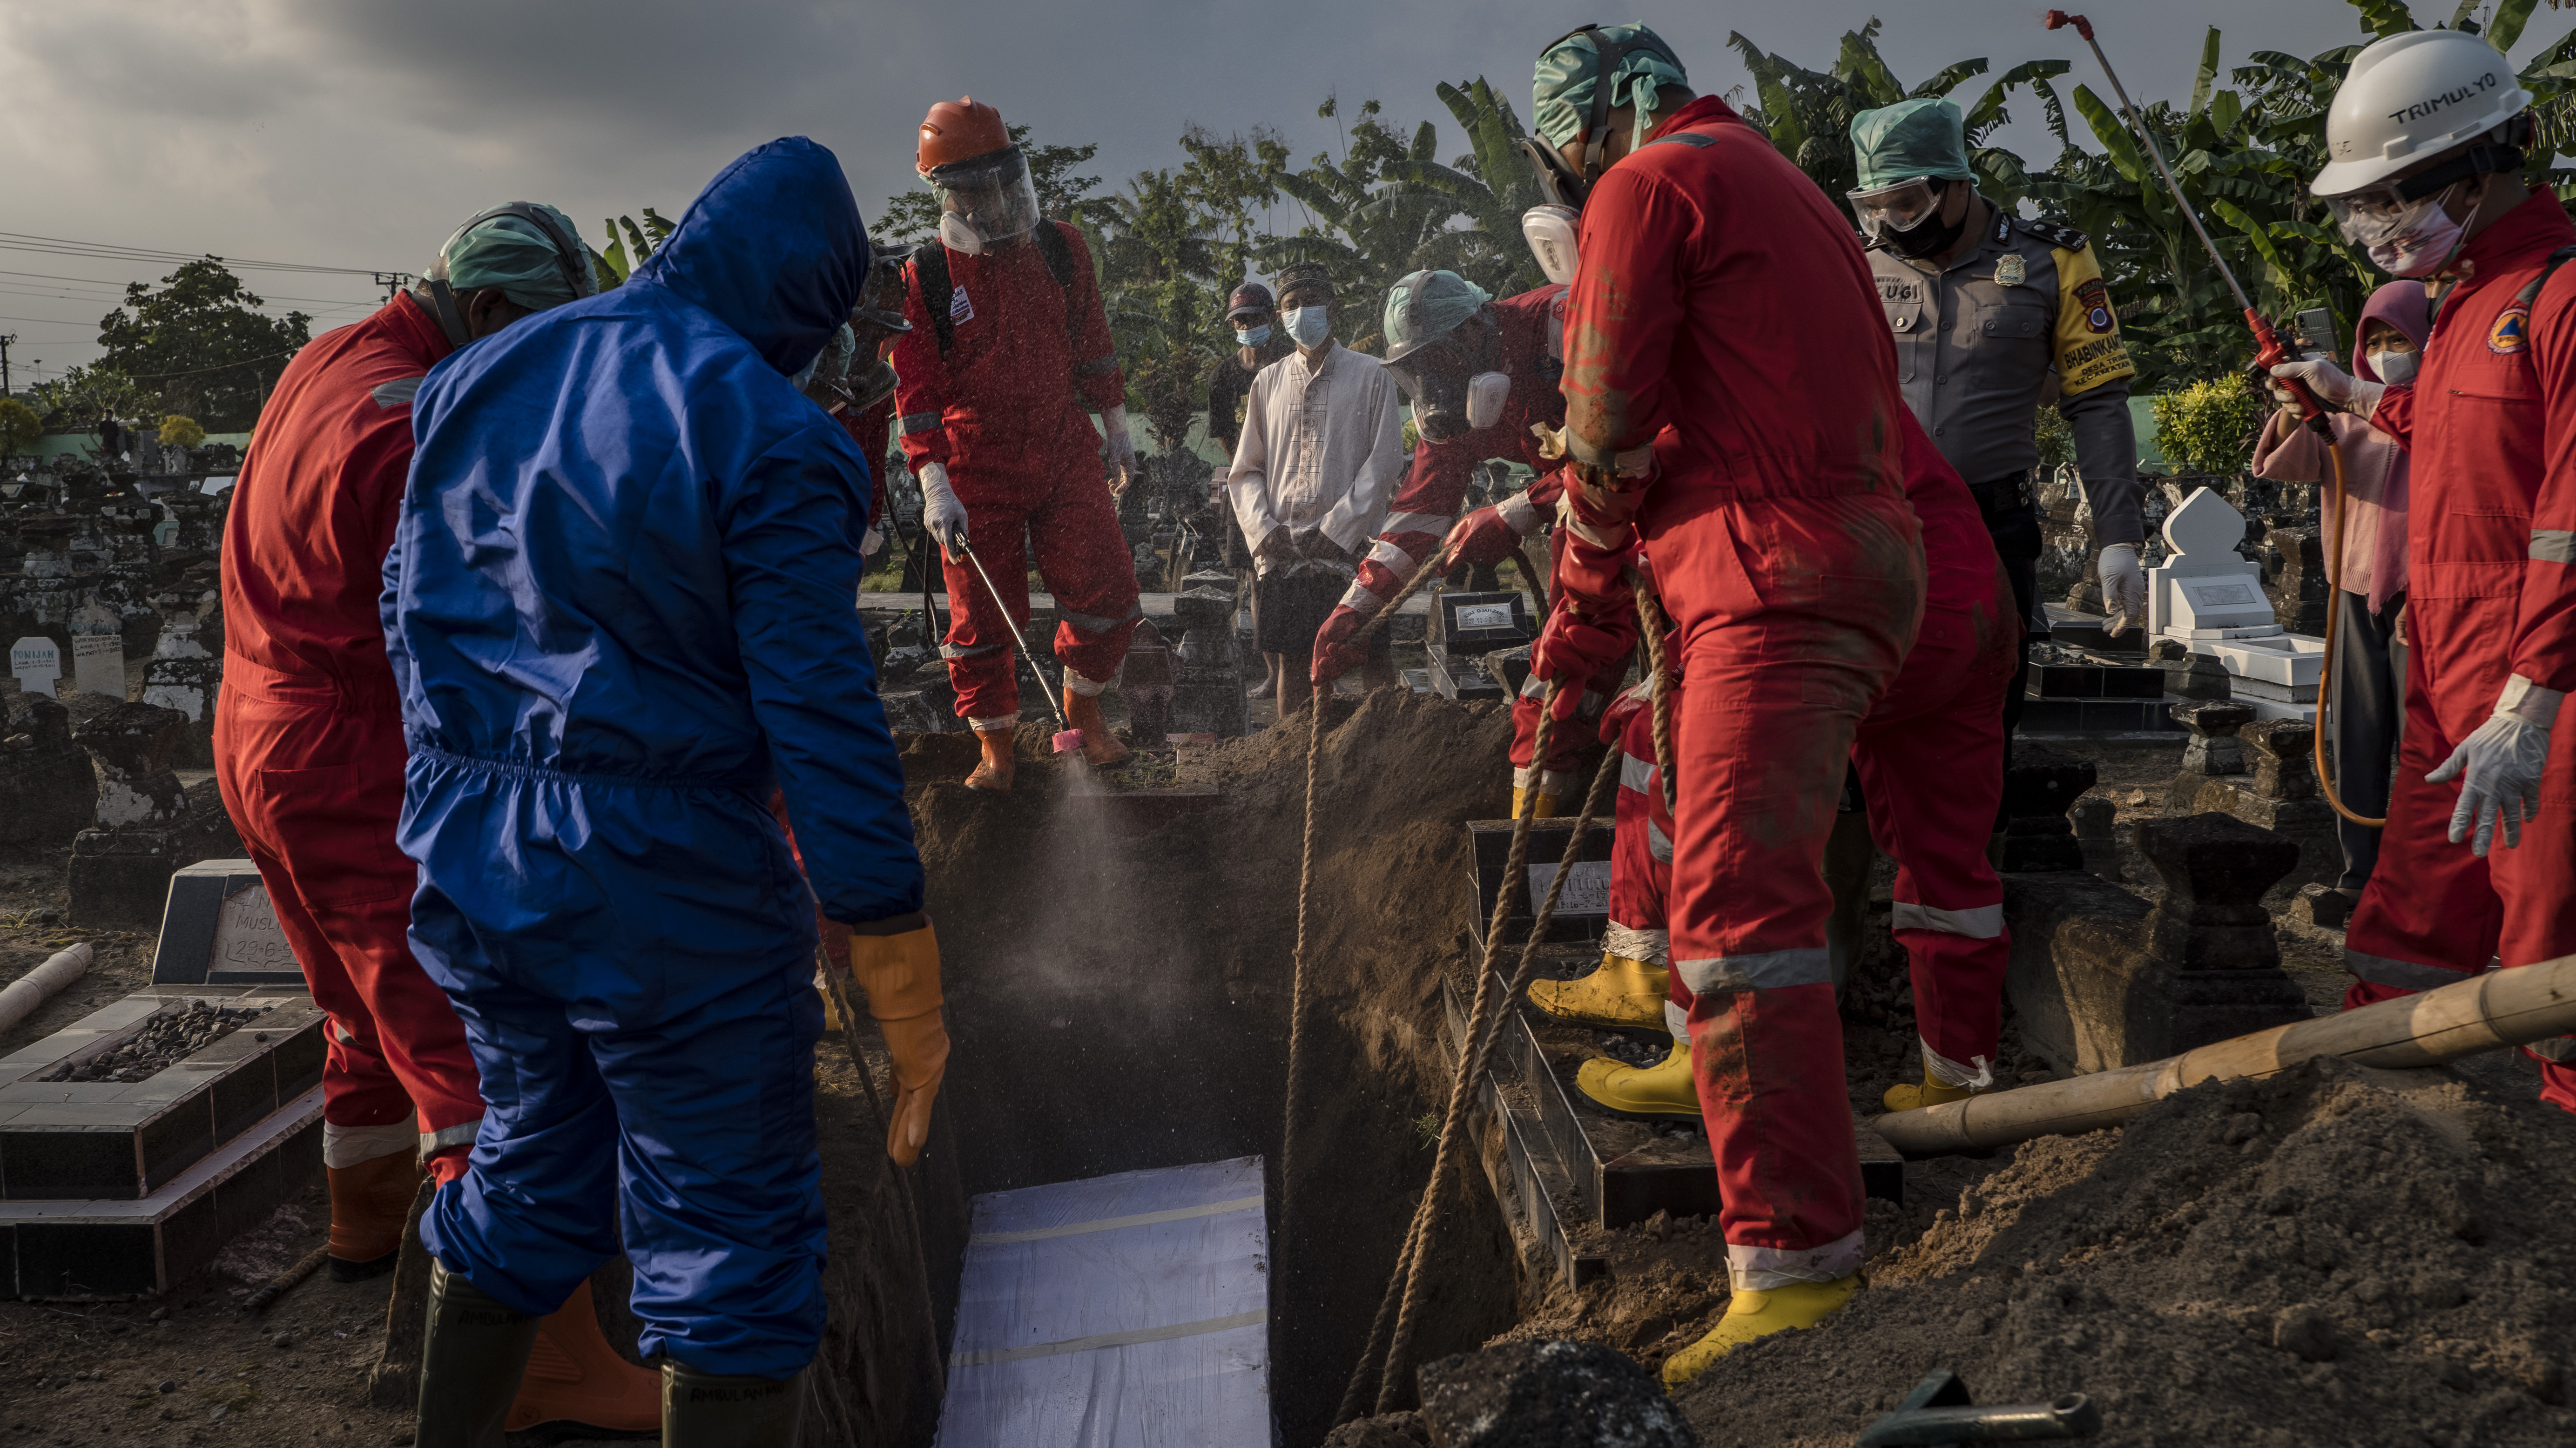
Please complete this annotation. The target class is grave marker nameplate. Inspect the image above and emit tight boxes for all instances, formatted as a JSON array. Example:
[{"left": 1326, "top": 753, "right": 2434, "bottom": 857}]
[
  {"left": 10, "top": 635, "right": 59, "bottom": 695},
  {"left": 152, "top": 860, "right": 305, "bottom": 986}
]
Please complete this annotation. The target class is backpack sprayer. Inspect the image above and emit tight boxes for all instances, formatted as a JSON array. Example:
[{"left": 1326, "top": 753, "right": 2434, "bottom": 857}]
[{"left": 2046, "top": 11, "right": 2381, "bottom": 828}]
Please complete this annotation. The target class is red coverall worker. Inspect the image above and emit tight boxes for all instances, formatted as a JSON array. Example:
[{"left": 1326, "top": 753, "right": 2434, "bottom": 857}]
[
  {"left": 1569, "top": 413, "right": 2016, "bottom": 1120},
  {"left": 217, "top": 280, "right": 662, "bottom": 1432},
  {"left": 1859, "top": 411, "right": 2019, "bottom": 1108},
  {"left": 1531, "top": 676, "right": 1683, "bottom": 1055},
  {"left": 1553, "top": 92, "right": 1923, "bottom": 1353},
  {"left": 891, "top": 221, "right": 1140, "bottom": 745},
  {"left": 2334, "top": 187, "right": 2576, "bottom": 1111},
  {"left": 215, "top": 290, "right": 487, "bottom": 1249}
]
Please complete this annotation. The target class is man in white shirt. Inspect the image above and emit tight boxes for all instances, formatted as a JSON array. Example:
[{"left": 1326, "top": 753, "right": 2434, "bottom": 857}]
[{"left": 1228, "top": 262, "right": 1407, "bottom": 713}]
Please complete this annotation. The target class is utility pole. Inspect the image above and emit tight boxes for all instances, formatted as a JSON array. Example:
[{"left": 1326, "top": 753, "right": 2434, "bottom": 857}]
[
  {"left": 373, "top": 272, "right": 413, "bottom": 304},
  {"left": 0, "top": 334, "right": 15, "bottom": 398}
]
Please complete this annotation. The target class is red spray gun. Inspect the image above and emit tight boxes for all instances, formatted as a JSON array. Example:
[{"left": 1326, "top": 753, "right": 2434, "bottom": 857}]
[{"left": 2046, "top": 11, "right": 2333, "bottom": 435}]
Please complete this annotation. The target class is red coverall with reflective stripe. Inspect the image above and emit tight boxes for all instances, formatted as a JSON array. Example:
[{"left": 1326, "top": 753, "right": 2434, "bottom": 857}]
[
  {"left": 891, "top": 223, "right": 1139, "bottom": 722},
  {"left": 1564, "top": 95, "right": 1923, "bottom": 1290},
  {"left": 212, "top": 292, "right": 484, "bottom": 1170},
  {"left": 1854, "top": 412, "right": 2017, "bottom": 1085},
  {"left": 2340, "top": 188, "right": 2576, "bottom": 1109}
]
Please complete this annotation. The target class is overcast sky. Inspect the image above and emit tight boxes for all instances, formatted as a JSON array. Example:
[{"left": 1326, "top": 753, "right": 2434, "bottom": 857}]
[{"left": 0, "top": 0, "right": 2552, "bottom": 386}]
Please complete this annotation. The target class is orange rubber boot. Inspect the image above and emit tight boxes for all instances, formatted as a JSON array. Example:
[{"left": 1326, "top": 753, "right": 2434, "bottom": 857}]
[
  {"left": 1064, "top": 686, "right": 1132, "bottom": 767},
  {"left": 504, "top": 1277, "right": 663, "bottom": 1433},
  {"left": 325, "top": 1150, "right": 422, "bottom": 1281},
  {"left": 964, "top": 728, "right": 1016, "bottom": 792}
]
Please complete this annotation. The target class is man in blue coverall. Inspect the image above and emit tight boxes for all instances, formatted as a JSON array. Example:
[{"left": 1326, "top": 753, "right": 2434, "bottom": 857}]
[{"left": 382, "top": 136, "right": 948, "bottom": 1447}]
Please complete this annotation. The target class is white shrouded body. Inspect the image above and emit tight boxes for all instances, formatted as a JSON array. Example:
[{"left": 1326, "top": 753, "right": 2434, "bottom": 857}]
[{"left": 2313, "top": 30, "right": 2532, "bottom": 197}]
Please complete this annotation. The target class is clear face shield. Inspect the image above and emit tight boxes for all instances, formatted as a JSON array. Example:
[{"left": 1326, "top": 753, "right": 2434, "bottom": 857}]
[{"left": 926, "top": 148, "right": 1040, "bottom": 256}]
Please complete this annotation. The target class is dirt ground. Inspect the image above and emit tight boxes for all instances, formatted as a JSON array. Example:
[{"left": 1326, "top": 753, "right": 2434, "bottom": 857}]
[{"left": 5, "top": 688, "right": 2566, "bottom": 1448}]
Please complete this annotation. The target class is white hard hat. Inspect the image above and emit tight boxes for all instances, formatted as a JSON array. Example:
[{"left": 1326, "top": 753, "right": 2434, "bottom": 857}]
[{"left": 2313, "top": 30, "right": 2531, "bottom": 198}]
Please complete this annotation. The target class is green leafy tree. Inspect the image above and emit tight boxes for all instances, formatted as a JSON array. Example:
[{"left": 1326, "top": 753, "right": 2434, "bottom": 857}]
[
  {"left": 2151, "top": 376, "right": 2268, "bottom": 474},
  {"left": 594, "top": 207, "right": 678, "bottom": 287},
  {"left": 29, "top": 364, "right": 163, "bottom": 437},
  {"left": 1728, "top": 20, "right": 2072, "bottom": 214},
  {"left": 0, "top": 397, "right": 42, "bottom": 458},
  {"left": 94, "top": 259, "right": 308, "bottom": 432}
]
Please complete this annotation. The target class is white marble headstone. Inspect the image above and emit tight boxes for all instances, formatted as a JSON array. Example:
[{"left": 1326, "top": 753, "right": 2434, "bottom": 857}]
[
  {"left": 10, "top": 635, "right": 59, "bottom": 696},
  {"left": 2150, "top": 486, "right": 2275, "bottom": 638}
]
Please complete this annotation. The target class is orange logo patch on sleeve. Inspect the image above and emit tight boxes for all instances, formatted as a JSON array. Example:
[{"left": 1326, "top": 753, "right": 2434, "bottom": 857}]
[{"left": 2074, "top": 277, "right": 2117, "bottom": 334}]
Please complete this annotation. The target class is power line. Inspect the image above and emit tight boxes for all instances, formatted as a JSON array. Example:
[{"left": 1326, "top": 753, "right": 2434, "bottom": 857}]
[{"left": 0, "top": 230, "right": 392, "bottom": 278}]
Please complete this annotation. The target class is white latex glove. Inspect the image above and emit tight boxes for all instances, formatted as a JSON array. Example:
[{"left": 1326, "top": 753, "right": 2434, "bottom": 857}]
[
  {"left": 2098, "top": 543, "right": 2145, "bottom": 637},
  {"left": 2269, "top": 359, "right": 2386, "bottom": 419},
  {"left": 2426, "top": 674, "right": 2561, "bottom": 856},
  {"left": 1102, "top": 404, "right": 1138, "bottom": 476},
  {"left": 916, "top": 460, "right": 968, "bottom": 561}
]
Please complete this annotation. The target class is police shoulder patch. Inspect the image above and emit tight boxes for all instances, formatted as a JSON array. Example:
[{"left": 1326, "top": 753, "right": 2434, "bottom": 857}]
[{"left": 2015, "top": 216, "right": 2090, "bottom": 252}]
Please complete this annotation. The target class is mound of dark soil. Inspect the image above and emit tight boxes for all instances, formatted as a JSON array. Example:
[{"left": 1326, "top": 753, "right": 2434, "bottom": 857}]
[{"left": 1667, "top": 1054, "right": 2576, "bottom": 1448}]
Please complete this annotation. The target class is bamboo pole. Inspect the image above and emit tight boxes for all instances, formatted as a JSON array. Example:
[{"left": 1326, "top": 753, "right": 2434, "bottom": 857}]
[{"left": 1874, "top": 952, "right": 2576, "bottom": 1155}]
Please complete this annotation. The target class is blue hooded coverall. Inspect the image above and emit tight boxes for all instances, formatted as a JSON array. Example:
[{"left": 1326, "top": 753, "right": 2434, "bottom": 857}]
[{"left": 382, "top": 137, "right": 923, "bottom": 1379}]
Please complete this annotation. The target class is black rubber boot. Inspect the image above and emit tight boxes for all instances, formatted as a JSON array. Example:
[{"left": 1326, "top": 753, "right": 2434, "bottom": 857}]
[
  {"left": 414, "top": 1260, "right": 540, "bottom": 1448},
  {"left": 661, "top": 1361, "right": 808, "bottom": 1446}
]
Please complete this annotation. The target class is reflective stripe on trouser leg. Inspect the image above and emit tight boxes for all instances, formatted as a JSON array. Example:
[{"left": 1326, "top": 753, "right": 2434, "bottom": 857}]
[
  {"left": 1604, "top": 922, "right": 1668, "bottom": 967},
  {"left": 1727, "top": 1231, "right": 1866, "bottom": 1292},
  {"left": 324, "top": 1119, "right": 418, "bottom": 1168},
  {"left": 1665, "top": 999, "right": 1689, "bottom": 1045},
  {"left": 1511, "top": 764, "right": 1578, "bottom": 797}
]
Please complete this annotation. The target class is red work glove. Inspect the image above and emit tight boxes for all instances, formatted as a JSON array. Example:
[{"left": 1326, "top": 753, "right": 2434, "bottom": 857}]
[
  {"left": 1311, "top": 603, "right": 1372, "bottom": 684},
  {"left": 1442, "top": 491, "right": 1547, "bottom": 569},
  {"left": 1598, "top": 679, "right": 1652, "bottom": 748},
  {"left": 1508, "top": 602, "right": 1637, "bottom": 773},
  {"left": 1549, "top": 507, "right": 1641, "bottom": 618}
]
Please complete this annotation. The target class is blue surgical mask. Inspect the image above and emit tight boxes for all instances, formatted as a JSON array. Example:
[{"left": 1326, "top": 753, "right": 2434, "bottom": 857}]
[
  {"left": 1234, "top": 324, "right": 1273, "bottom": 346},
  {"left": 1283, "top": 305, "right": 1331, "bottom": 349}
]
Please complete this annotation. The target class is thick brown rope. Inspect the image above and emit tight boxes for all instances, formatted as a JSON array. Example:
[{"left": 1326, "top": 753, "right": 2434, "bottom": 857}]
[
  {"left": 1631, "top": 570, "right": 1676, "bottom": 817},
  {"left": 1360, "top": 721, "right": 1618, "bottom": 1412},
  {"left": 1279, "top": 541, "right": 1459, "bottom": 1383}
]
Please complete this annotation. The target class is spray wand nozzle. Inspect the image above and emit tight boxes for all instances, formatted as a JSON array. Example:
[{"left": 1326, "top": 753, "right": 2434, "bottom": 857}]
[{"left": 2047, "top": 10, "right": 2333, "bottom": 434}]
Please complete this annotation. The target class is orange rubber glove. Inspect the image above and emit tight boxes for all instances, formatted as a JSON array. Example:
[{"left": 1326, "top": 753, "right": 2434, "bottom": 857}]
[{"left": 847, "top": 916, "right": 948, "bottom": 1167}]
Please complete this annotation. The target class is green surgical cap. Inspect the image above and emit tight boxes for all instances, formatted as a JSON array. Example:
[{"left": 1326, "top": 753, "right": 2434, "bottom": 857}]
[
  {"left": 1383, "top": 270, "right": 1492, "bottom": 363},
  {"left": 1849, "top": 99, "right": 1973, "bottom": 191},
  {"left": 1532, "top": 23, "right": 1690, "bottom": 149},
  {"left": 427, "top": 202, "right": 595, "bottom": 312}
]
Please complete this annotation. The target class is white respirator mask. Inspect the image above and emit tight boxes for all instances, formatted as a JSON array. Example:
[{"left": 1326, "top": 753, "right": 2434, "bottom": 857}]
[
  {"left": 1521, "top": 205, "right": 1580, "bottom": 286},
  {"left": 1465, "top": 371, "right": 1511, "bottom": 431},
  {"left": 2366, "top": 348, "right": 2420, "bottom": 385}
]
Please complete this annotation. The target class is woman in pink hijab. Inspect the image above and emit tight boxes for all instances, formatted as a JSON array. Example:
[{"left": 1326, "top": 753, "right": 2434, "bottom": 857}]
[{"left": 2251, "top": 279, "right": 2428, "bottom": 906}]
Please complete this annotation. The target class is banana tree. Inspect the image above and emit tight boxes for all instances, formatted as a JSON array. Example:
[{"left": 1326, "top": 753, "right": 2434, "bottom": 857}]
[{"left": 594, "top": 208, "right": 677, "bottom": 288}]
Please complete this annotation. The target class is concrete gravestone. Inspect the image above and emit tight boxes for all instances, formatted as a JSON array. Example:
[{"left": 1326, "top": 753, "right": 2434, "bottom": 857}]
[
  {"left": 70, "top": 600, "right": 126, "bottom": 698},
  {"left": 153, "top": 859, "right": 306, "bottom": 986},
  {"left": 10, "top": 635, "right": 59, "bottom": 695},
  {"left": 2147, "top": 487, "right": 2323, "bottom": 721}
]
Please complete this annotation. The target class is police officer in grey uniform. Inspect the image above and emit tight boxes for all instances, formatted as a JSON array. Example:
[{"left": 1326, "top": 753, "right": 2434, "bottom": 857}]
[{"left": 1848, "top": 97, "right": 2147, "bottom": 736}]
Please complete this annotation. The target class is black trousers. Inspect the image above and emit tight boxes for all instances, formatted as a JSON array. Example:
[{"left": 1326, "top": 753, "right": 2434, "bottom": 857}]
[{"left": 2326, "top": 588, "right": 2406, "bottom": 891}]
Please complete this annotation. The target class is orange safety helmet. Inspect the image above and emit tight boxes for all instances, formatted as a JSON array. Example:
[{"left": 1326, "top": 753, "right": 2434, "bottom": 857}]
[{"left": 917, "top": 97, "right": 1013, "bottom": 175}]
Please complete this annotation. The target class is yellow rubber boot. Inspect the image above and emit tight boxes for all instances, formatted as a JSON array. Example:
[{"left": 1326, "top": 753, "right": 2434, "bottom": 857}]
[
  {"left": 1574, "top": 1039, "right": 1697, "bottom": 1120},
  {"left": 964, "top": 728, "right": 1015, "bottom": 793},
  {"left": 1528, "top": 953, "right": 1669, "bottom": 1030},
  {"left": 1881, "top": 1049, "right": 1981, "bottom": 1113},
  {"left": 1510, "top": 785, "right": 1558, "bottom": 819},
  {"left": 1661, "top": 1274, "right": 1862, "bottom": 1389}
]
